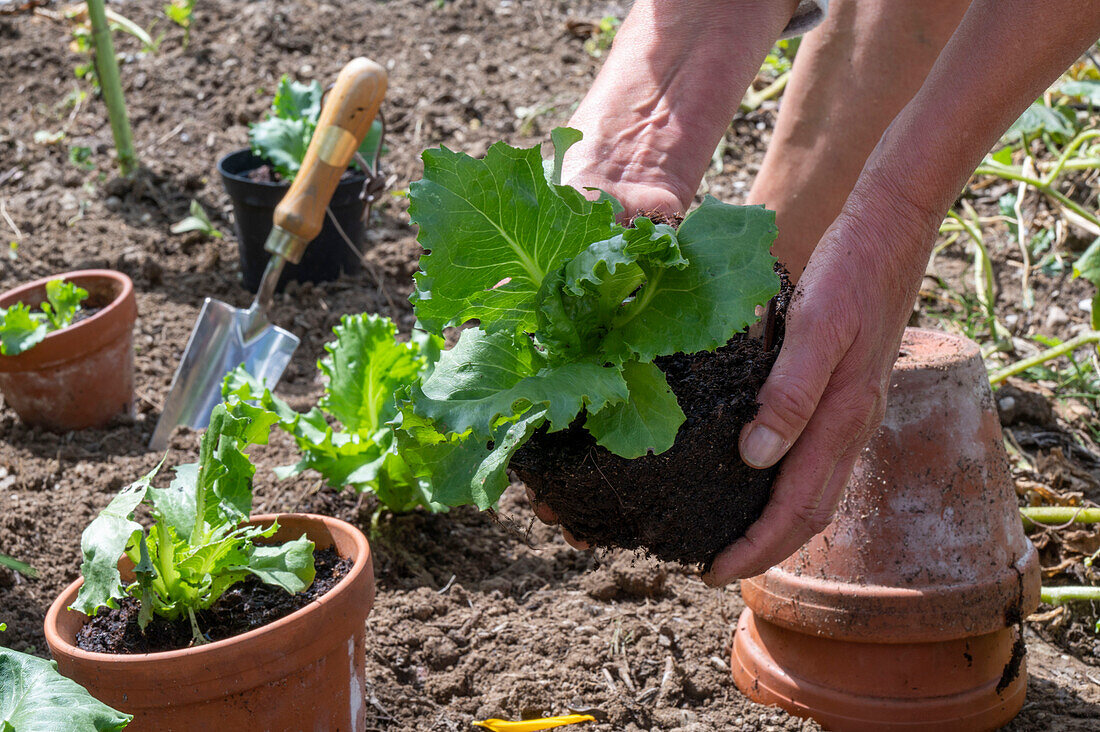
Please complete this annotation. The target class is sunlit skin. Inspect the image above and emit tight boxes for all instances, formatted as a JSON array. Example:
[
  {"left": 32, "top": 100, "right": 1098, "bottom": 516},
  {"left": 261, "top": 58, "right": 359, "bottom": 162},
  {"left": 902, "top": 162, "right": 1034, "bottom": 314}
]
[{"left": 530, "top": 0, "right": 1100, "bottom": 584}]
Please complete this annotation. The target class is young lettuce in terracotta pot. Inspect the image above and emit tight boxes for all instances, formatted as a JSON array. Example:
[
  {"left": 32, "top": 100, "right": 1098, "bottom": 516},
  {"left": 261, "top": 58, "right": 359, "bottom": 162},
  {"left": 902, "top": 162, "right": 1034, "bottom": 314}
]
[
  {"left": 44, "top": 395, "right": 375, "bottom": 731},
  {"left": 0, "top": 269, "right": 136, "bottom": 431}
]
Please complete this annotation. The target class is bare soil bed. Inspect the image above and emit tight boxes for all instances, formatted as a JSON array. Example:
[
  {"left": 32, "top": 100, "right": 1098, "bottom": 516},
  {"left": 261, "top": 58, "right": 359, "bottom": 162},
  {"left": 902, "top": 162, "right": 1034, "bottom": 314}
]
[{"left": 2, "top": 1, "right": 1100, "bottom": 729}]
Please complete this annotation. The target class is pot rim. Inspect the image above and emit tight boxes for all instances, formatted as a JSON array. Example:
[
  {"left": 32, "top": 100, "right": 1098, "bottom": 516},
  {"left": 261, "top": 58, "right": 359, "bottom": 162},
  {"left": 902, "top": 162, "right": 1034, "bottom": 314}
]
[
  {"left": 44, "top": 512, "right": 371, "bottom": 665},
  {"left": 217, "top": 148, "right": 367, "bottom": 190},
  {"left": 0, "top": 269, "right": 135, "bottom": 371}
]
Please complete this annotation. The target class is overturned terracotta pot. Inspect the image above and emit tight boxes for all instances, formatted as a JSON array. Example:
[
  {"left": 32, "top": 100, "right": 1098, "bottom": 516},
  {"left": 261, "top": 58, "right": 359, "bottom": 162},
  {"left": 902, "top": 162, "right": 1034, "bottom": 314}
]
[
  {"left": 732, "top": 328, "right": 1040, "bottom": 731},
  {"left": 0, "top": 269, "right": 136, "bottom": 430},
  {"left": 44, "top": 514, "right": 375, "bottom": 732}
]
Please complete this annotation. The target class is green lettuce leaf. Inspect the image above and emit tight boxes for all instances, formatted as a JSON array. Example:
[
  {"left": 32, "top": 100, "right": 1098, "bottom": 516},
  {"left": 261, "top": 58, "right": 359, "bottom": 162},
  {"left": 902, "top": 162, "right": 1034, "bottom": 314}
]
[
  {"left": 244, "top": 534, "right": 316, "bottom": 593},
  {"left": 409, "top": 327, "right": 628, "bottom": 435},
  {"left": 249, "top": 116, "right": 311, "bottom": 180},
  {"left": 584, "top": 360, "right": 685, "bottom": 458},
  {"left": 396, "top": 405, "right": 547, "bottom": 509},
  {"left": 41, "top": 279, "right": 89, "bottom": 330},
  {"left": 71, "top": 466, "right": 160, "bottom": 616},
  {"left": 0, "top": 303, "right": 49, "bottom": 357},
  {"left": 409, "top": 137, "right": 619, "bottom": 334},
  {"left": 321, "top": 314, "right": 426, "bottom": 433},
  {"left": 272, "top": 77, "right": 322, "bottom": 121},
  {"left": 597, "top": 197, "right": 778, "bottom": 363},
  {"left": 0, "top": 648, "right": 131, "bottom": 731},
  {"left": 225, "top": 314, "right": 445, "bottom": 514}
]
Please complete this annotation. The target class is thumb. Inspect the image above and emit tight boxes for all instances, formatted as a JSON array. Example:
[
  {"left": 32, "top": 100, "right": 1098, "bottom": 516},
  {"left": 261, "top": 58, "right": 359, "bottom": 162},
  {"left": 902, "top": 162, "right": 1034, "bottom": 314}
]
[{"left": 739, "top": 331, "right": 842, "bottom": 469}]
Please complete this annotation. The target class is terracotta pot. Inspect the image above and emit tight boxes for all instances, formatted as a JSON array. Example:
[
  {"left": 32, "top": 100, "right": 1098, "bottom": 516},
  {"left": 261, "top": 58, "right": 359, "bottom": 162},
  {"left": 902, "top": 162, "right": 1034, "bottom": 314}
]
[
  {"left": 0, "top": 269, "right": 136, "bottom": 430},
  {"left": 44, "top": 513, "right": 375, "bottom": 732},
  {"left": 731, "top": 328, "right": 1040, "bottom": 731}
]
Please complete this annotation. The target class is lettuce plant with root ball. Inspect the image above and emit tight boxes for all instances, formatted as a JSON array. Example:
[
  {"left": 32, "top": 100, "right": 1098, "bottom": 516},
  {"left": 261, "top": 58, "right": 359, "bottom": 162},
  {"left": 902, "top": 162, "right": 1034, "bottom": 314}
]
[
  {"left": 395, "top": 129, "right": 783, "bottom": 564},
  {"left": 71, "top": 399, "right": 316, "bottom": 645}
]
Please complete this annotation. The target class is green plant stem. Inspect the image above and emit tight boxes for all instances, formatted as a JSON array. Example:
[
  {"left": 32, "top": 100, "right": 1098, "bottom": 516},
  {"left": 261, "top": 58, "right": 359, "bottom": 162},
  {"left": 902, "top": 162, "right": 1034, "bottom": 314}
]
[
  {"left": 1021, "top": 506, "right": 1100, "bottom": 526},
  {"left": 990, "top": 330, "right": 1100, "bottom": 384},
  {"left": 946, "top": 207, "right": 1010, "bottom": 346},
  {"left": 974, "top": 157, "right": 1100, "bottom": 230},
  {"left": 86, "top": 0, "right": 137, "bottom": 176},
  {"left": 187, "top": 607, "right": 206, "bottom": 645},
  {"left": 0, "top": 554, "right": 38, "bottom": 578},
  {"left": 1041, "top": 585, "right": 1100, "bottom": 605},
  {"left": 1045, "top": 129, "right": 1100, "bottom": 181}
]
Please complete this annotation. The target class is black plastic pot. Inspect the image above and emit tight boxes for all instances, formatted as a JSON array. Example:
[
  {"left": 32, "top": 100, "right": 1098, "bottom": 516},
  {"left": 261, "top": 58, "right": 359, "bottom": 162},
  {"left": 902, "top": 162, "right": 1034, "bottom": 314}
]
[{"left": 218, "top": 149, "right": 366, "bottom": 292}]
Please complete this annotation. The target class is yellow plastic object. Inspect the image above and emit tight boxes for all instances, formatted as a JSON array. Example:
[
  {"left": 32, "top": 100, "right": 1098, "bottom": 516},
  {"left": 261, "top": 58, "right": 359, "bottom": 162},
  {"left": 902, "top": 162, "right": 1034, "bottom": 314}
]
[{"left": 472, "top": 714, "right": 597, "bottom": 731}]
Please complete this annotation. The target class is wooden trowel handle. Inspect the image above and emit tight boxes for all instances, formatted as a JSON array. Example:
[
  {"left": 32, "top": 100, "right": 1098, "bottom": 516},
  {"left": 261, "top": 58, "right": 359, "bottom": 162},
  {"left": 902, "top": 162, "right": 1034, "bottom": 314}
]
[{"left": 270, "top": 58, "right": 387, "bottom": 258}]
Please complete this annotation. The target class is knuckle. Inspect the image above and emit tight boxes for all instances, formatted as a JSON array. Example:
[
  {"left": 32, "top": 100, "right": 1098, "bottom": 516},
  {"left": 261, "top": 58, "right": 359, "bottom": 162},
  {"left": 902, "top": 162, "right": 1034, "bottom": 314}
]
[
  {"left": 790, "top": 498, "right": 835, "bottom": 537},
  {"left": 762, "top": 372, "right": 822, "bottom": 434}
]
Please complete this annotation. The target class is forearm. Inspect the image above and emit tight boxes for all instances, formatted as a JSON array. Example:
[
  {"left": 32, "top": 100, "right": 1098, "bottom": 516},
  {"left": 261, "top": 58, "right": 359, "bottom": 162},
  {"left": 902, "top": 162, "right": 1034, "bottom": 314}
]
[
  {"left": 850, "top": 0, "right": 1100, "bottom": 262},
  {"left": 564, "top": 0, "right": 800, "bottom": 210}
]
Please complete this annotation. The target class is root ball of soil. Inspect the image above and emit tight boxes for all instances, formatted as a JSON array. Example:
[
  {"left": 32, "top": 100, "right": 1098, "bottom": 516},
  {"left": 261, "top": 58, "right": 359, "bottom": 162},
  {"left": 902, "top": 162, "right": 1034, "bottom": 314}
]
[{"left": 512, "top": 268, "right": 791, "bottom": 569}]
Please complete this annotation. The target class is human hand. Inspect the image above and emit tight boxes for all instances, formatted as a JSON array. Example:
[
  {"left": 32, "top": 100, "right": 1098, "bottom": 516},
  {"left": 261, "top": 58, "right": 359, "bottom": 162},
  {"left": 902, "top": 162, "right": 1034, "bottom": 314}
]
[{"left": 702, "top": 188, "right": 940, "bottom": 585}]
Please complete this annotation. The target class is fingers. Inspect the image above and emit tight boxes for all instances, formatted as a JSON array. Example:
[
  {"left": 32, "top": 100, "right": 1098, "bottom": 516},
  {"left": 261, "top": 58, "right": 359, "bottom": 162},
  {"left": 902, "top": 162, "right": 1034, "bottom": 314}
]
[
  {"left": 561, "top": 527, "right": 591, "bottom": 550},
  {"left": 739, "top": 315, "right": 850, "bottom": 471},
  {"left": 524, "top": 485, "right": 591, "bottom": 549},
  {"left": 525, "top": 485, "right": 559, "bottom": 524},
  {"left": 704, "top": 380, "right": 880, "bottom": 586}
]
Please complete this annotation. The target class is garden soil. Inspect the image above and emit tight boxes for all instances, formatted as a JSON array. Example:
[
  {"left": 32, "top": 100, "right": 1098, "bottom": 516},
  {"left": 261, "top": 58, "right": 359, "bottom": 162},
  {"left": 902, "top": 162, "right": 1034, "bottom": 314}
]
[{"left": 2, "top": 1, "right": 1100, "bottom": 729}]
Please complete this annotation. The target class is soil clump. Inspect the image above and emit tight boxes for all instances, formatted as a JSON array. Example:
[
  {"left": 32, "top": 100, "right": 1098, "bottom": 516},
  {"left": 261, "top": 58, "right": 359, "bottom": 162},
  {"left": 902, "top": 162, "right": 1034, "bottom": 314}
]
[{"left": 513, "top": 268, "right": 791, "bottom": 569}]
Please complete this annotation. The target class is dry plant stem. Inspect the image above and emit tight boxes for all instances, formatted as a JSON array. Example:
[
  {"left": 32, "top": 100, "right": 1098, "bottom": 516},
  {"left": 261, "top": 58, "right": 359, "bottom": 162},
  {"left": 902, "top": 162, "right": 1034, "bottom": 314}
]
[
  {"left": 946, "top": 206, "right": 1011, "bottom": 346},
  {"left": 741, "top": 70, "right": 790, "bottom": 112},
  {"left": 989, "top": 330, "right": 1100, "bottom": 384},
  {"left": 1041, "top": 586, "right": 1100, "bottom": 605},
  {"left": 1020, "top": 506, "right": 1100, "bottom": 527},
  {"left": 85, "top": 0, "right": 136, "bottom": 175}
]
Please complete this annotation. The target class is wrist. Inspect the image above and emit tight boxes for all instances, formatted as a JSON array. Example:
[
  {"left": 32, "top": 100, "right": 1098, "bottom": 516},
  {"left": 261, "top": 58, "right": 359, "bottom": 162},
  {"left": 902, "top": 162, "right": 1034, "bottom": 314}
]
[{"left": 564, "top": 0, "right": 800, "bottom": 210}]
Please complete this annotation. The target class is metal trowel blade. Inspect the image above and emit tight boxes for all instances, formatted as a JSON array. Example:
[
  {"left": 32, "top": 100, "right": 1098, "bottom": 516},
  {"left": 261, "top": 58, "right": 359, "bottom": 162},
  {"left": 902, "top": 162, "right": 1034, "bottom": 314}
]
[{"left": 148, "top": 297, "right": 299, "bottom": 451}]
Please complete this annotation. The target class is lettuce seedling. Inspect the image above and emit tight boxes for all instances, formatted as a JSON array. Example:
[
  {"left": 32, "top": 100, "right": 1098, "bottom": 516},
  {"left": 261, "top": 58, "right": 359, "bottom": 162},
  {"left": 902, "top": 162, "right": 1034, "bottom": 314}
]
[
  {"left": 249, "top": 75, "right": 383, "bottom": 181},
  {"left": 0, "top": 647, "right": 132, "bottom": 731},
  {"left": 396, "top": 128, "right": 780, "bottom": 509},
  {"left": 224, "top": 313, "right": 444, "bottom": 514},
  {"left": 71, "top": 399, "right": 315, "bottom": 644},
  {"left": 0, "top": 279, "right": 89, "bottom": 356}
]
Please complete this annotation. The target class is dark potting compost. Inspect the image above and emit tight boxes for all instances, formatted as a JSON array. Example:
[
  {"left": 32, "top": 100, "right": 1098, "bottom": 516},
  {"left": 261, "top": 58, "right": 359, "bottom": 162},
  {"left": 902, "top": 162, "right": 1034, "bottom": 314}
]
[
  {"left": 513, "top": 265, "right": 792, "bottom": 569},
  {"left": 75, "top": 547, "right": 351, "bottom": 654}
]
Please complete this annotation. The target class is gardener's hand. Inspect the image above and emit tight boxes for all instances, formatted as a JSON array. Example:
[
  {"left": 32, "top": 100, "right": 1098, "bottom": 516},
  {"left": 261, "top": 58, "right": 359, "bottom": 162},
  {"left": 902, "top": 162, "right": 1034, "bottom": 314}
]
[{"left": 701, "top": 186, "right": 939, "bottom": 586}]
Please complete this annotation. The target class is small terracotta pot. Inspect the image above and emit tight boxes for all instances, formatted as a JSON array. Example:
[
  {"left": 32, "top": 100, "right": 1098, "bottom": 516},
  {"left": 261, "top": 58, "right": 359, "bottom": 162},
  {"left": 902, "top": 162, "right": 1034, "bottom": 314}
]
[
  {"left": 0, "top": 269, "right": 136, "bottom": 430},
  {"left": 731, "top": 329, "right": 1040, "bottom": 731},
  {"left": 44, "top": 513, "right": 375, "bottom": 732}
]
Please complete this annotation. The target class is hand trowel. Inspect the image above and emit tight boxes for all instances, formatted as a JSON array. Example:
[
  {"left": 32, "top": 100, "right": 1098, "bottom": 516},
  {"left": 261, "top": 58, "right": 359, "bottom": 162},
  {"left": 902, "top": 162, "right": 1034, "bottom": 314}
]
[{"left": 150, "top": 57, "right": 387, "bottom": 451}]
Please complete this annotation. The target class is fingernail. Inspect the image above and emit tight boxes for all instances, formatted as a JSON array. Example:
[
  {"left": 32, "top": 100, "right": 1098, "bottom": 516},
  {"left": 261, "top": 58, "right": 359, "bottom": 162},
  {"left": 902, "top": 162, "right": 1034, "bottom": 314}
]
[{"left": 740, "top": 424, "right": 789, "bottom": 468}]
